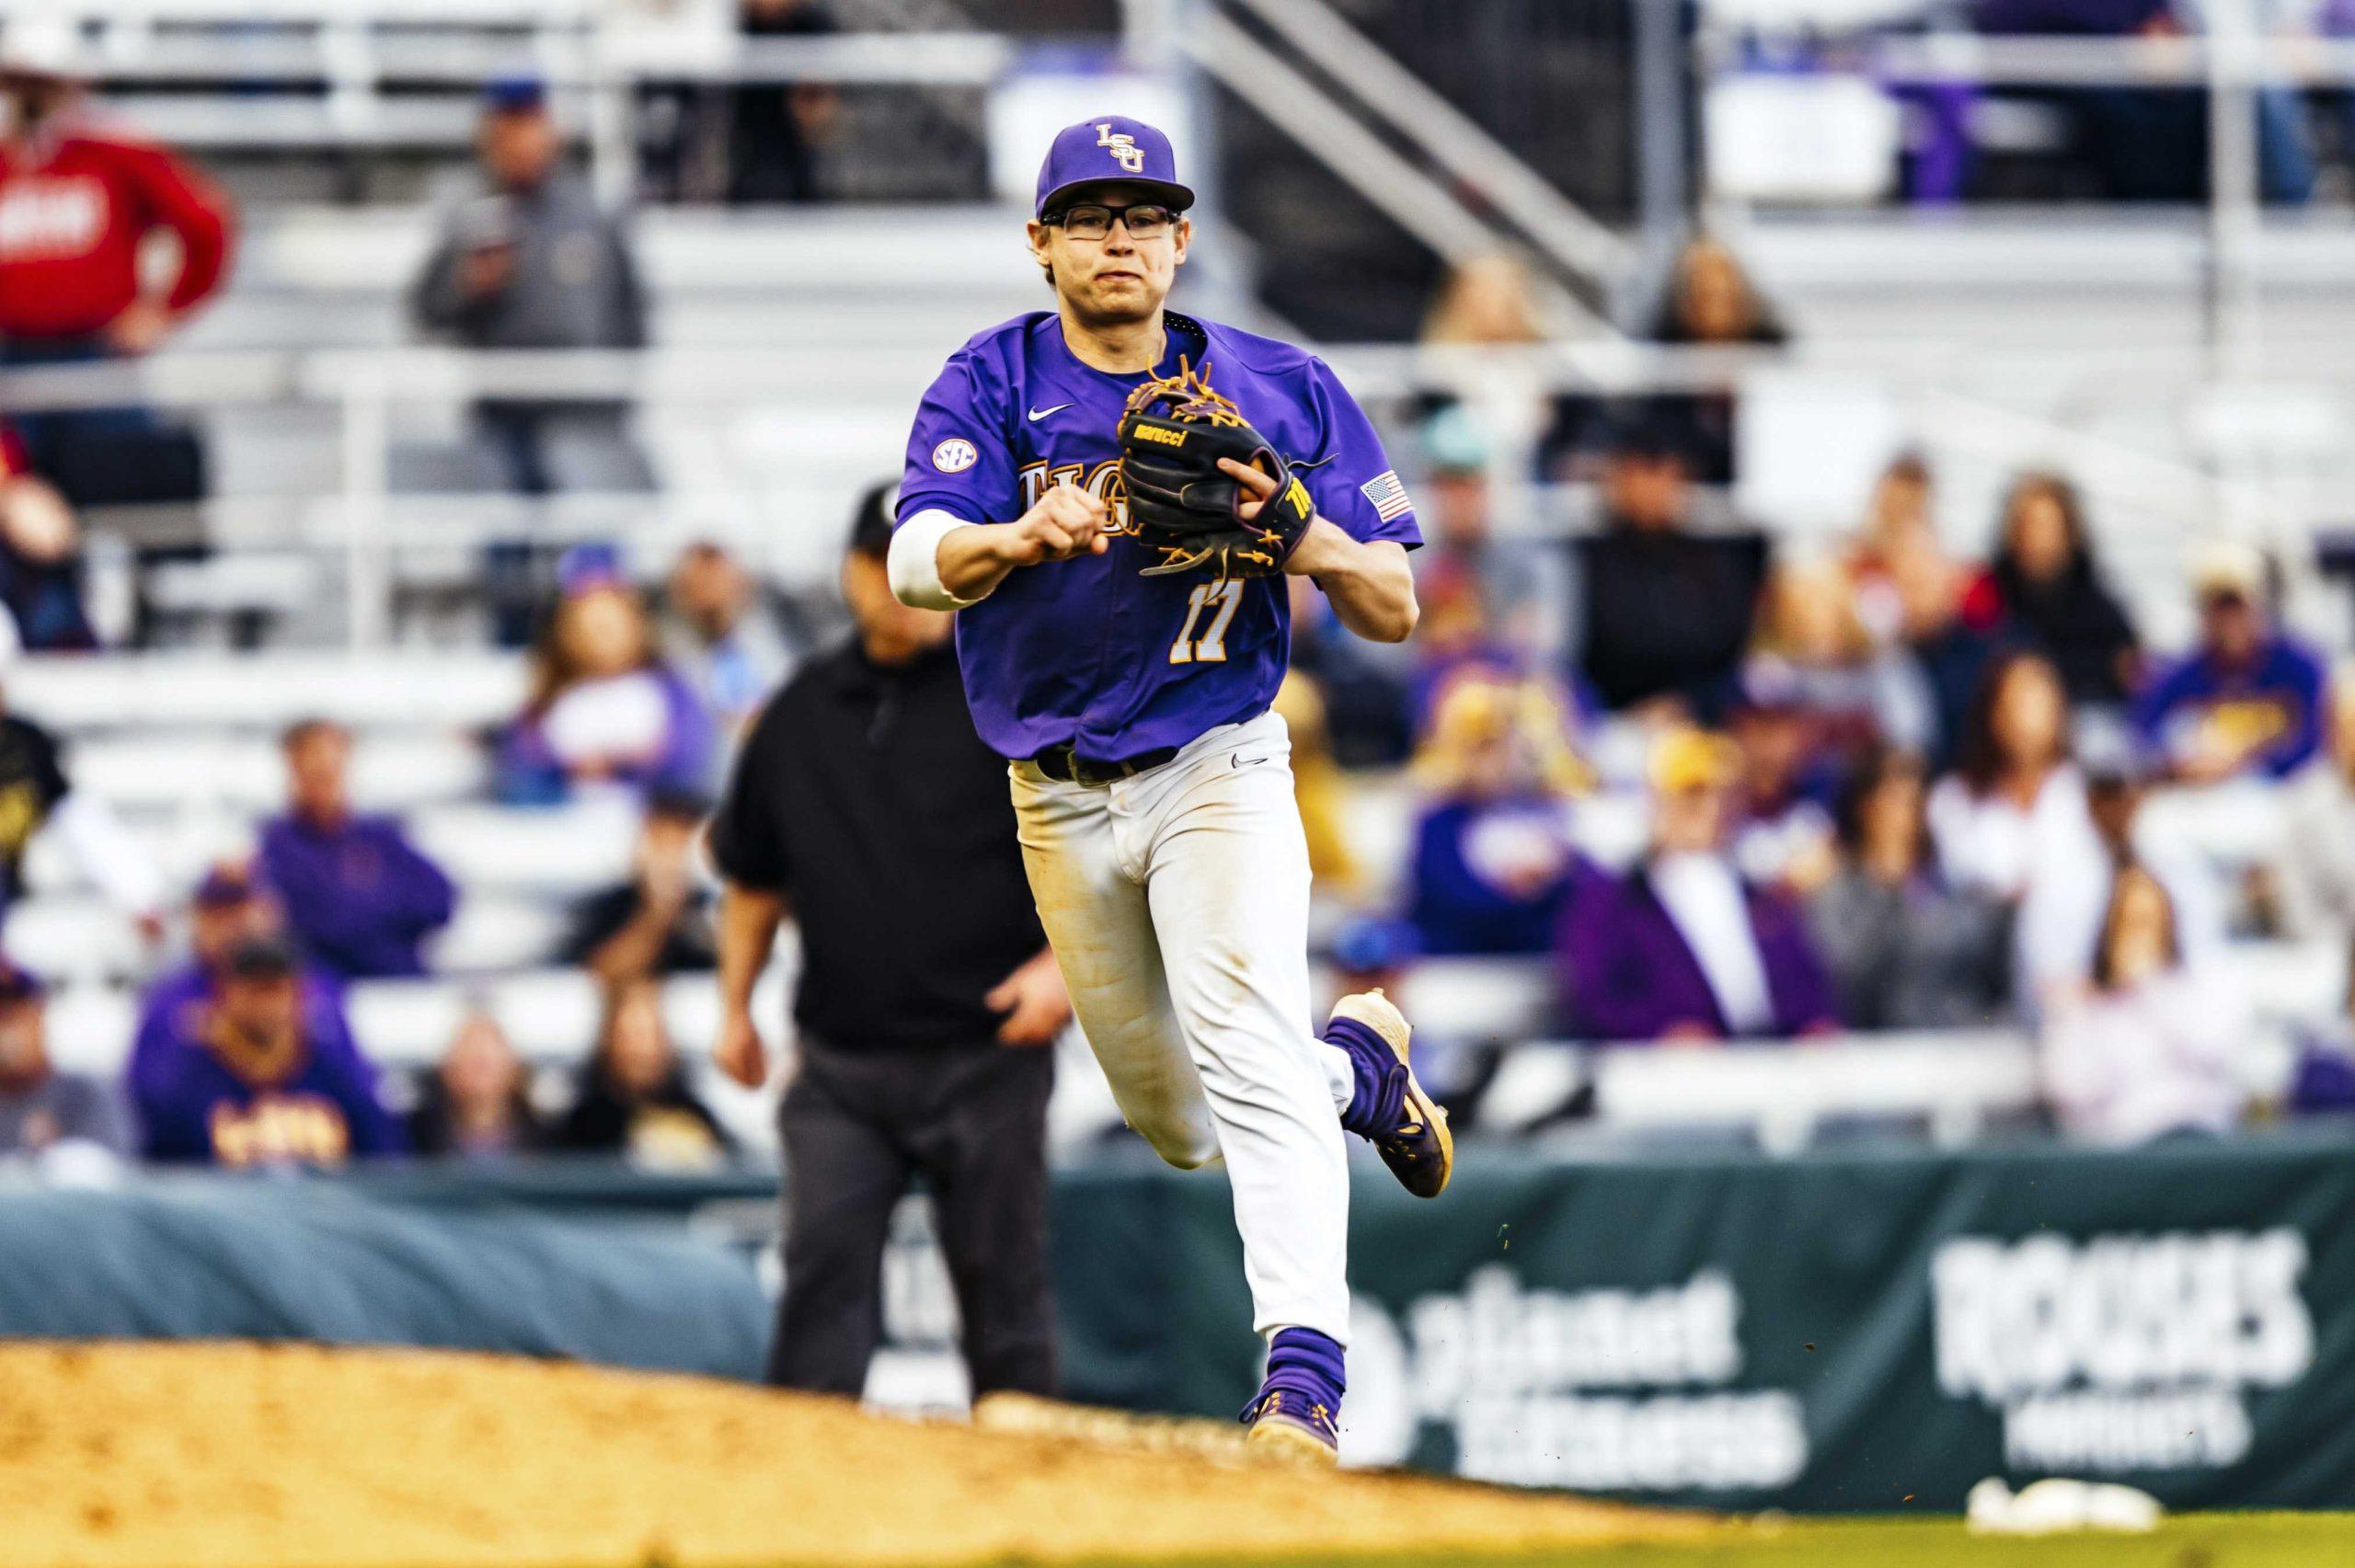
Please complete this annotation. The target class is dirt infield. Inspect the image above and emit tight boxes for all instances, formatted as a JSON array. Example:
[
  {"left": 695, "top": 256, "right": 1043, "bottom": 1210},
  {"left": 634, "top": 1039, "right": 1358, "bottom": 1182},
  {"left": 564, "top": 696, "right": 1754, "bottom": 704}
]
[{"left": 0, "top": 1341, "right": 1695, "bottom": 1568}]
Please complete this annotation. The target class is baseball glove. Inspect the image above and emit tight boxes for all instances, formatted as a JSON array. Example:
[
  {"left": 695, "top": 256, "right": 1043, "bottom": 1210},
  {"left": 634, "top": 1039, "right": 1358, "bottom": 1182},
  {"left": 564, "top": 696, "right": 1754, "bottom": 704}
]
[{"left": 1117, "top": 361, "right": 1315, "bottom": 579}]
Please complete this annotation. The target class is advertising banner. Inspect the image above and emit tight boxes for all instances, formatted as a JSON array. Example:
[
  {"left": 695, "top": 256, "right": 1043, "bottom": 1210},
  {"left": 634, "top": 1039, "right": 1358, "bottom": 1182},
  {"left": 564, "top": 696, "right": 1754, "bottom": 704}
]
[{"left": 1054, "top": 1137, "right": 2355, "bottom": 1511}]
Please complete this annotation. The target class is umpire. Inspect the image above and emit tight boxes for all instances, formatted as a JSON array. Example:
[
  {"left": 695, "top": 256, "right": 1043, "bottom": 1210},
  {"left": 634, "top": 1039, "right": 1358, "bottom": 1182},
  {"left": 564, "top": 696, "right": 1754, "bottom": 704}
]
[{"left": 709, "top": 480, "right": 1069, "bottom": 1402}]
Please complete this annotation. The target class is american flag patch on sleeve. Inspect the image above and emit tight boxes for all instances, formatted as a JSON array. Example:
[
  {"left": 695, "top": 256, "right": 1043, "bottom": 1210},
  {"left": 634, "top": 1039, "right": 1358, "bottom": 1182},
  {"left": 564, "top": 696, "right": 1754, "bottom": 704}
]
[{"left": 1360, "top": 469, "right": 1412, "bottom": 522}]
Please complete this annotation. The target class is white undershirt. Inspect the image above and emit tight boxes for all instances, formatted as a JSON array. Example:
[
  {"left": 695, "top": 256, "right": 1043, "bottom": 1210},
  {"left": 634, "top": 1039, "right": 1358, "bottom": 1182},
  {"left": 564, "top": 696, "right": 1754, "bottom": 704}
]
[{"left": 1651, "top": 852, "right": 1775, "bottom": 1036}]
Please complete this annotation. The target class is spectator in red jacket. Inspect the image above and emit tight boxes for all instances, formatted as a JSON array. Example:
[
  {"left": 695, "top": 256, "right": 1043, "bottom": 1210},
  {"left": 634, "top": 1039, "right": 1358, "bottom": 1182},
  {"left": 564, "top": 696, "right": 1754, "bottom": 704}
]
[{"left": 0, "top": 24, "right": 235, "bottom": 496}]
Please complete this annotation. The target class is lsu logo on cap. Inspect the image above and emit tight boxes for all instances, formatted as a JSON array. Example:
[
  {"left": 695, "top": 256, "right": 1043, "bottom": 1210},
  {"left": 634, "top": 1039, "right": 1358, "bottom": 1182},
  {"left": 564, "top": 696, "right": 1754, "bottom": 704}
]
[
  {"left": 1096, "top": 122, "right": 1146, "bottom": 175},
  {"left": 932, "top": 438, "right": 979, "bottom": 474}
]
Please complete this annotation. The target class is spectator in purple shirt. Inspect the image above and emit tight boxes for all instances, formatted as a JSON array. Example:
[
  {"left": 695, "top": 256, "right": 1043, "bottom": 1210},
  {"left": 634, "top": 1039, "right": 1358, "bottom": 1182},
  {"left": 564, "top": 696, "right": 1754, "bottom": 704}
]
[
  {"left": 129, "top": 861, "right": 281, "bottom": 1106},
  {"left": 2136, "top": 543, "right": 2326, "bottom": 784},
  {"left": 129, "top": 862, "right": 365, "bottom": 1124},
  {"left": 1557, "top": 729, "right": 1839, "bottom": 1043},
  {"left": 497, "top": 546, "right": 715, "bottom": 805},
  {"left": 131, "top": 934, "right": 403, "bottom": 1166},
  {"left": 1403, "top": 672, "right": 1589, "bottom": 957},
  {"left": 258, "top": 717, "right": 456, "bottom": 979}
]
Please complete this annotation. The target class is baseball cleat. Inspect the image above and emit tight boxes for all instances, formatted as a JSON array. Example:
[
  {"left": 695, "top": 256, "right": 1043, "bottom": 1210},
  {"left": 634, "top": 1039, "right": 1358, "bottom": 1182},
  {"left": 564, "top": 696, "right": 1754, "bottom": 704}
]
[
  {"left": 1329, "top": 989, "right": 1453, "bottom": 1199},
  {"left": 1240, "top": 1390, "right": 1339, "bottom": 1466}
]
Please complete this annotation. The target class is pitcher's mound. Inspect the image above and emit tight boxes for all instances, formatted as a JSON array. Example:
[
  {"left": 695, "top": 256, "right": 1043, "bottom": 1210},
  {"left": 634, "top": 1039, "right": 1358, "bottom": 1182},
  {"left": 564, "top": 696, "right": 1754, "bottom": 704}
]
[{"left": 0, "top": 1340, "right": 1697, "bottom": 1567}]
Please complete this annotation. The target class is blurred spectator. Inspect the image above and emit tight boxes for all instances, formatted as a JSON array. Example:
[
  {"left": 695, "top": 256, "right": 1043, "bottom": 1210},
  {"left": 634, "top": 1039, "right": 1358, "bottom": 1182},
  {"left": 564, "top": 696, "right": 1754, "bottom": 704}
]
[
  {"left": 1412, "top": 403, "right": 1568, "bottom": 664},
  {"left": 1988, "top": 472, "right": 2140, "bottom": 705},
  {"left": 133, "top": 935, "right": 403, "bottom": 1166},
  {"left": 1641, "top": 235, "right": 1788, "bottom": 484},
  {"left": 2040, "top": 864, "right": 2248, "bottom": 1143},
  {"left": 1275, "top": 670, "right": 1363, "bottom": 900},
  {"left": 1557, "top": 730, "right": 1838, "bottom": 1042},
  {"left": 497, "top": 550, "right": 715, "bottom": 804},
  {"left": 0, "top": 22, "right": 231, "bottom": 508},
  {"left": 2270, "top": 663, "right": 2355, "bottom": 941},
  {"left": 408, "top": 1010, "right": 547, "bottom": 1161},
  {"left": 2016, "top": 737, "right": 2224, "bottom": 1006},
  {"left": 130, "top": 863, "right": 293, "bottom": 1108},
  {"left": 410, "top": 75, "right": 652, "bottom": 498},
  {"left": 1650, "top": 235, "right": 1787, "bottom": 350},
  {"left": 2285, "top": 936, "right": 2355, "bottom": 1115},
  {"left": 1849, "top": 452, "right": 1937, "bottom": 594},
  {"left": 1926, "top": 651, "right": 2093, "bottom": 900},
  {"left": 1286, "top": 567, "right": 1413, "bottom": 767},
  {"left": 1733, "top": 555, "right": 1918, "bottom": 887},
  {"left": 663, "top": 539, "right": 793, "bottom": 748},
  {"left": 1747, "top": 557, "right": 1900, "bottom": 753},
  {"left": 1419, "top": 253, "right": 1572, "bottom": 481},
  {"left": 559, "top": 784, "right": 716, "bottom": 984},
  {"left": 0, "top": 959, "right": 129, "bottom": 1160},
  {"left": 729, "top": 0, "right": 842, "bottom": 204},
  {"left": 1970, "top": 1, "right": 2313, "bottom": 204},
  {"left": 0, "top": 428, "right": 96, "bottom": 650},
  {"left": 2137, "top": 542, "right": 2325, "bottom": 784},
  {"left": 1878, "top": 512, "right": 2011, "bottom": 763},
  {"left": 1571, "top": 421, "right": 1768, "bottom": 716},
  {"left": 1809, "top": 747, "right": 2014, "bottom": 1031},
  {"left": 1423, "top": 252, "right": 1547, "bottom": 346},
  {"left": 0, "top": 632, "right": 161, "bottom": 925},
  {"left": 1404, "top": 674, "right": 1588, "bottom": 957},
  {"left": 555, "top": 979, "right": 729, "bottom": 1164},
  {"left": 258, "top": 718, "right": 456, "bottom": 980},
  {"left": 1725, "top": 667, "right": 1841, "bottom": 896}
]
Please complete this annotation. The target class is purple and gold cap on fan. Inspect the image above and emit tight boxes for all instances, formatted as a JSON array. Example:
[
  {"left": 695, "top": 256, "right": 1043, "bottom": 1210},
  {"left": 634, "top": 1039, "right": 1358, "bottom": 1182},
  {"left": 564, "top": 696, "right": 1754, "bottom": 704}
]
[{"left": 1034, "top": 116, "right": 1194, "bottom": 219}]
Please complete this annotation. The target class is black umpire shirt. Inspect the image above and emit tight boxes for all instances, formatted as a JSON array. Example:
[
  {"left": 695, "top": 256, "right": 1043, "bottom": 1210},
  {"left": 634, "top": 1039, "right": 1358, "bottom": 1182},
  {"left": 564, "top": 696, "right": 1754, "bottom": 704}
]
[{"left": 707, "top": 637, "right": 1045, "bottom": 1049}]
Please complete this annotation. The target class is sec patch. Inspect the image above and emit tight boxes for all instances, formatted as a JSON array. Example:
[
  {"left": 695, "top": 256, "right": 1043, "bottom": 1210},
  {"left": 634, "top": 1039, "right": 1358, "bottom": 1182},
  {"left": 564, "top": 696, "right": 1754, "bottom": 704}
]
[{"left": 932, "top": 438, "right": 979, "bottom": 474}]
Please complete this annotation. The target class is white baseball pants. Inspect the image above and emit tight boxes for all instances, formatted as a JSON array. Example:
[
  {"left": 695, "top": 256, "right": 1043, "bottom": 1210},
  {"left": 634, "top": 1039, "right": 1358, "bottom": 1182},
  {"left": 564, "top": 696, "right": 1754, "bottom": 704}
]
[{"left": 1009, "top": 708, "right": 1357, "bottom": 1344}]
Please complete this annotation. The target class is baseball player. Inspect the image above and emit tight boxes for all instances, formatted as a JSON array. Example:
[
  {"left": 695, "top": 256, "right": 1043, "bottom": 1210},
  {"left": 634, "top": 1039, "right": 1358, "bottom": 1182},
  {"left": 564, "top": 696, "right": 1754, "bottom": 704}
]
[{"left": 889, "top": 116, "right": 1448, "bottom": 1462}]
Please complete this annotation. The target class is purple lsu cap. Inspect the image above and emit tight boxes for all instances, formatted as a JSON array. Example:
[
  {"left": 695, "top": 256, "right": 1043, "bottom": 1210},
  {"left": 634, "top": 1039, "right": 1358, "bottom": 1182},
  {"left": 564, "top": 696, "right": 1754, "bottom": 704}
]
[{"left": 1034, "top": 116, "right": 1194, "bottom": 219}]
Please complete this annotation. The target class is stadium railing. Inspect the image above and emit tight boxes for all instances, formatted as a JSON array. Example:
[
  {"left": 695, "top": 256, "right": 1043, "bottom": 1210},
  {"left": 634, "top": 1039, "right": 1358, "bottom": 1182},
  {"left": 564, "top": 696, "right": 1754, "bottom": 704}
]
[
  {"left": 1693, "top": 6, "right": 2355, "bottom": 374},
  {"left": 0, "top": 6, "right": 1010, "bottom": 200}
]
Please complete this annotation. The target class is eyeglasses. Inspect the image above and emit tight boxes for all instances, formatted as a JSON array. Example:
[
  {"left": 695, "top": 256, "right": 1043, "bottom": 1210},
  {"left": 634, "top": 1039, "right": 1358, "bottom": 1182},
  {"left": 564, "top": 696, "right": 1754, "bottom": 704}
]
[{"left": 1047, "top": 202, "right": 1177, "bottom": 241}]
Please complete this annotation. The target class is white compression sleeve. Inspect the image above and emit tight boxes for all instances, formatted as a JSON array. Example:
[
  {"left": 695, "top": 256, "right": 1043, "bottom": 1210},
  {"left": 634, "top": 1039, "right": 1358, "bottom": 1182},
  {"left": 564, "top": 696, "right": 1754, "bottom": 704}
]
[{"left": 888, "top": 509, "right": 986, "bottom": 611}]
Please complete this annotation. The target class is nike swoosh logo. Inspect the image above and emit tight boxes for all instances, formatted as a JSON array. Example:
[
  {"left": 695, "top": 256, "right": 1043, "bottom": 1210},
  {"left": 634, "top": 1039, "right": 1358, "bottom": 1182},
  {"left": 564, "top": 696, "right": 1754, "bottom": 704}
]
[
  {"left": 1028, "top": 404, "right": 1074, "bottom": 422},
  {"left": 1234, "top": 754, "right": 1271, "bottom": 768}
]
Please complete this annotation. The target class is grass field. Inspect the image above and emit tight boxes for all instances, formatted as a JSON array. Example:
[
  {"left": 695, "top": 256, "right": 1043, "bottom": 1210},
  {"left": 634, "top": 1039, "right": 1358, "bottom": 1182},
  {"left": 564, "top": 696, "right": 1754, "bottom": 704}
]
[{"left": 1080, "top": 1515, "right": 2355, "bottom": 1567}]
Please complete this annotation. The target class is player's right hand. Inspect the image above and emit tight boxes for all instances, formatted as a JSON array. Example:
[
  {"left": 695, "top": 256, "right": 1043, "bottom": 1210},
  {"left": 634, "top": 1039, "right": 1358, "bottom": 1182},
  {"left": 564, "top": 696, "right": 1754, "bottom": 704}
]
[
  {"left": 712, "top": 1008, "right": 770, "bottom": 1088},
  {"left": 999, "top": 483, "right": 1110, "bottom": 567}
]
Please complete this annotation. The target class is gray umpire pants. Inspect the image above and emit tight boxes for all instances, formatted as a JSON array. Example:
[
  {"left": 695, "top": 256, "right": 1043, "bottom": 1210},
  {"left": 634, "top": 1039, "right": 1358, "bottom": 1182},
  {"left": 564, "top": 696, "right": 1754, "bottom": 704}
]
[{"left": 766, "top": 1036, "right": 1056, "bottom": 1401}]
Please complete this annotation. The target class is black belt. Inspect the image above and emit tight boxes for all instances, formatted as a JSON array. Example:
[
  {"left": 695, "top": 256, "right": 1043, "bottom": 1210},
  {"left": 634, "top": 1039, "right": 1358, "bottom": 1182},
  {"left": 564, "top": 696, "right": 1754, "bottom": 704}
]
[{"left": 1029, "top": 741, "right": 1178, "bottom": 786}]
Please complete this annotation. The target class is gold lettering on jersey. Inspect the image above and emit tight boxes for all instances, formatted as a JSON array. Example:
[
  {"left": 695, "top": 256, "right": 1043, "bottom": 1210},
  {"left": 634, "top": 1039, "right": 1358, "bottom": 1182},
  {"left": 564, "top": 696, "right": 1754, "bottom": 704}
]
[
  {"left": 1020, "top": 459, "right": 1133, "bottom": 536},
  {"left": 209, "top": 1093, "right": 352, "bottom": 1168},
  {"left": 1095, "top": 122, "right": 1147, "bottom": 174}
]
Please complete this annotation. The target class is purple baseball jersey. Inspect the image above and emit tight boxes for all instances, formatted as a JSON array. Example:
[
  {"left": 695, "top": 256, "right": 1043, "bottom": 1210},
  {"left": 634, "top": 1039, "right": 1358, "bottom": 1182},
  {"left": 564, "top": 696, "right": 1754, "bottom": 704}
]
[
  {"left": 131, "top": 979, "right": 405, "bottom": 1166},
  {"left": 896, "top": 310, "right": 1419, "bottom": 761}
]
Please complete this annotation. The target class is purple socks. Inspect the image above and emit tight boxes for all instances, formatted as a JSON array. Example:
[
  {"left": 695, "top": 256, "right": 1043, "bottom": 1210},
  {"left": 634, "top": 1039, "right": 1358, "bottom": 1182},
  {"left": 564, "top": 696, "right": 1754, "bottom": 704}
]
[
  {"left": 1326, "top": 1015, "right": 1407, "bottom": 1139},
  {"left": 1251, "top": 1325, "right": 1346, "bottom": 1421}
]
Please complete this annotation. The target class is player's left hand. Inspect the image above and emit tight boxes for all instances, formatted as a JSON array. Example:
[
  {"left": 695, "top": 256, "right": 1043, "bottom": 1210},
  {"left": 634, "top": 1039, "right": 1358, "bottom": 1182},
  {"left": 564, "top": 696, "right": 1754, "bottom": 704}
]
[
  {"left": 985, "top": 948, "right": 1072, "bottom": 1047},
  {"left": 1216, "top": 456, "right": 1280, "bottom": 521}
]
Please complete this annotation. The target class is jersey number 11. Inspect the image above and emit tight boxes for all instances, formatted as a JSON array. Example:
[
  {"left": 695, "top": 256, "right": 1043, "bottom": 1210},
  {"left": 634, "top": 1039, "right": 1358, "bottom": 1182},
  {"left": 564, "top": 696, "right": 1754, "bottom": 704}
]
[{"left": 1169, "top": 580, "right": 1244, "bottom": 665}]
